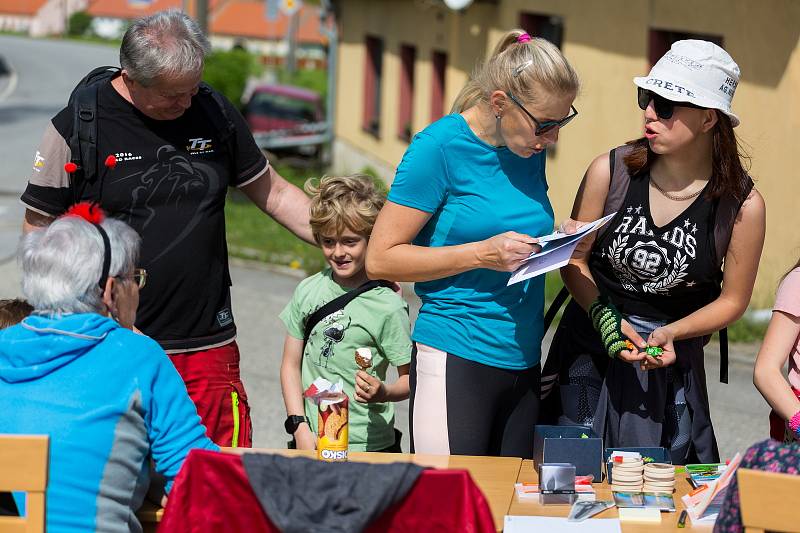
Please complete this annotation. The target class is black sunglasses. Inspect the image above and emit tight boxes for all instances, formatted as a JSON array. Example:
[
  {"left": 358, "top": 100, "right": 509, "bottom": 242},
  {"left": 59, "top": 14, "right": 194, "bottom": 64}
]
[
  {"left": 506, "top": 92, "right": 578, "bottom": 136},
  {"left": 637, "top": 87, "right": 704, "bottom": 119}
]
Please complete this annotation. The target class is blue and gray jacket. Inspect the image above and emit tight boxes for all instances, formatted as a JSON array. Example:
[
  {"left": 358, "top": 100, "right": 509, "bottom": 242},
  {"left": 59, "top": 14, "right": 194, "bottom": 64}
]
[{"left": 0, "top": 313, "right": 218, "bottom": 532}]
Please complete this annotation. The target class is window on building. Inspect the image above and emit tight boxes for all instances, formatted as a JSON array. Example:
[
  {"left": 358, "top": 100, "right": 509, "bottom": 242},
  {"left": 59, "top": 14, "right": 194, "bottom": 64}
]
[
  {"left": 398, "top": 44, "right": 416, "bottom": 142},
  {"left": 649, "top": 29, "right": 724, "bottom": 67},
  {"left": 519, "top": 12, "right": 564, "bottom": 48},
  {"left": 431, "top": 50, "right": 447, "bottom": 122},
  {"left": 363, "top": 35, "right": 384, "bottom": 137}
]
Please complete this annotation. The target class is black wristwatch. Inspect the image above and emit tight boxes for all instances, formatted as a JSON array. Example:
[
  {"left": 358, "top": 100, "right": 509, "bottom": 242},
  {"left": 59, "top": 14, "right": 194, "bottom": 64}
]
[{"left": 284, "top": 415, "right": 310, "bottom": 435}]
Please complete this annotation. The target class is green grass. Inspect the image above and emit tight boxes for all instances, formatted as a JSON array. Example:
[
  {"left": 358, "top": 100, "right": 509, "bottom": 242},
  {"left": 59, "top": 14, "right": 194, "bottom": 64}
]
[
  {"left": 724, "top": 317, "right": 767, "bottom": 344},
  {"left": 225, "top": 164, "right": 326, "bottom": 274}
]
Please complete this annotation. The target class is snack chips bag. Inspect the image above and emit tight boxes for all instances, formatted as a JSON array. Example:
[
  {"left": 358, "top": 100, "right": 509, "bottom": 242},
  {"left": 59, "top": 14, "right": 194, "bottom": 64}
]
[{"left": 304, "top": 378, "right": 349, "bottom": 461}]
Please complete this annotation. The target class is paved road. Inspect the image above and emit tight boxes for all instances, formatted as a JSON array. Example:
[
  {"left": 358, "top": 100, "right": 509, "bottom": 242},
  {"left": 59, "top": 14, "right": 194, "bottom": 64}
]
[{"left": 0, "top": 35, "right": 118, "bottom": 193}]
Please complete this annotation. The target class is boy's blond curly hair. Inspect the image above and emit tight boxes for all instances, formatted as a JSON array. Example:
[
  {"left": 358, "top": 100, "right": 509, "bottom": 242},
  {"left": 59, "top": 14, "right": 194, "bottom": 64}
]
[{"left": 304, "top": 174, "right": 386, "bottom": 244}]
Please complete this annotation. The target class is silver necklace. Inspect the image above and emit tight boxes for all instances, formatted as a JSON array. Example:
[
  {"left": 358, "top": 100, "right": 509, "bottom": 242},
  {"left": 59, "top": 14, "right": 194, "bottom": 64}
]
[{"left": 650, "top": 178, "right": 703, "bottom": 201}]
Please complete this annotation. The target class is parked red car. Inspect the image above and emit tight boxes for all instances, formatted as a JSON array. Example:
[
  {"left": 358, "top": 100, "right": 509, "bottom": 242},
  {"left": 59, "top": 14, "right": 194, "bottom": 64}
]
[{"left": 243, "top": 84, "right": 324, "bottom": 136}]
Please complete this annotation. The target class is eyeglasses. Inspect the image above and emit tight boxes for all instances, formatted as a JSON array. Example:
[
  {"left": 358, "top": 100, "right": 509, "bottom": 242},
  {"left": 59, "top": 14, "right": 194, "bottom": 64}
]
[
  {"left": 506, "top": 92, "right": 578, "bottom": 136},
  {"left": 120, "top": 268, "right": 147, "bottom": 289},
  {"left": 637, "top": 88, "right": 704, "bottom": 119}
]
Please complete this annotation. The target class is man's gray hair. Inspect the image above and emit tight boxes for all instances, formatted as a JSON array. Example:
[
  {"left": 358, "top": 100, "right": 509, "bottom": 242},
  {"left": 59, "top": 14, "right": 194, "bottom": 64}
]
[
  {"left": 120, "top": 9, "right": 210, "bottom": 86},
  {"left": 20, "top": 216, "right": 140, "bottom": 315}
]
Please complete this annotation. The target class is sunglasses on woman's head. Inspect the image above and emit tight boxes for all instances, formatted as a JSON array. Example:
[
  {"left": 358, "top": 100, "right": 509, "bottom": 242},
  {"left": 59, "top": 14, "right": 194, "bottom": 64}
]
[
  {"left": 506, "top": 92, "right": 578, "bottom": 136},
  {"left": 637, "top": 88, "right": 704, "bottom": 120}
]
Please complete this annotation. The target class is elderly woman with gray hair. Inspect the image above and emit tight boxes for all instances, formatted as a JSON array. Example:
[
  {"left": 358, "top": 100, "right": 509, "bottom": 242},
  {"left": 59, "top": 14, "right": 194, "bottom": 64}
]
[{"left": 0, "top": 206, "right": 217, "bottom": 532}]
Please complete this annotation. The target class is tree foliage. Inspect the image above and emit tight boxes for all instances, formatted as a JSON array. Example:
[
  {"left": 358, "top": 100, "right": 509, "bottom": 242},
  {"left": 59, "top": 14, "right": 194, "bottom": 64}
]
[
  {"left": 203, "top": 49, "right": 256, "bottom": 109},
  {"left": 68, "top": 11, "right": 93, "bottom": 37}
]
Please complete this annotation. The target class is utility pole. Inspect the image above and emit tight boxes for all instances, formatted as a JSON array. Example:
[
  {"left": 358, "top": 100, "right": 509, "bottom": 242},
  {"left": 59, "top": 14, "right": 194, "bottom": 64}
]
[
  {"left": 285, "top": 10, "right": 299, "bottom": 75},
  {"left": 196, "top": 0, "right": 209, "bottom": 35},
  {"left": 320, "top": 0, "right": 337, "bottom": 162}
]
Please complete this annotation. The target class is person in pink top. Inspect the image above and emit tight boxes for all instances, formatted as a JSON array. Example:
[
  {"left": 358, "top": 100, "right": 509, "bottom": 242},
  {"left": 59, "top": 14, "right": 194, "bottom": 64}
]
[{"left": 753, "top": 260, "right": 800, "bottom": 442}]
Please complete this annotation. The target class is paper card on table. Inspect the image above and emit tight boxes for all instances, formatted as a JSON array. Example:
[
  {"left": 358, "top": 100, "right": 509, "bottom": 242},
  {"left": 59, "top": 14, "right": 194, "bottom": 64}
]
[
  {"left": 504, "top": 515, "right": 621, "bottom": 533},
  {"left": 612, "top": 491, "right": 676, "bottom": 511},
  {"left": 685, "top": 462, "right": 728, "bottom": 486},
  {"left": 507, "top": 213, "right": 616, "bottom": 286},
  {"left": 618, "top": 507, "right": 662, "bottom": 523},
  {"left": 681, "top": 452, "right": 742, "bottom": 524}
]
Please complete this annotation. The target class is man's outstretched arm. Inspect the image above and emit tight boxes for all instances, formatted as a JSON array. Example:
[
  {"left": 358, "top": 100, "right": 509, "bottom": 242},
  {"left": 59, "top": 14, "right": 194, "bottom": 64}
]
[{"left": 239, "top": 166, "right": 314, "bottom": 245}]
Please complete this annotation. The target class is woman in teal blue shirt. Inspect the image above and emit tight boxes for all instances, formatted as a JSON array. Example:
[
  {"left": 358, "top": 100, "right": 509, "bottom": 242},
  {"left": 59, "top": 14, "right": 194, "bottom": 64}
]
[{"left": 367, "top": 29, "right": 580, "bottom": 458}]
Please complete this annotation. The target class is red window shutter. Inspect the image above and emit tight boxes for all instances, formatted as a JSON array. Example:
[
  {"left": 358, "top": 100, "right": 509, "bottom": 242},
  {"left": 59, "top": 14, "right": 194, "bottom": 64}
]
[{"left": 431, "top": 51, "right": 447, "bottom": 122}]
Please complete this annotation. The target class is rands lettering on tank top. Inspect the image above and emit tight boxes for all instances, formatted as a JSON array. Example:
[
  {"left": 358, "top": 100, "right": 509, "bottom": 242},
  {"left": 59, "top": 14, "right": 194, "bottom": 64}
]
[{"left": 602, "top": 206, "right": 699, "bottom": 294}]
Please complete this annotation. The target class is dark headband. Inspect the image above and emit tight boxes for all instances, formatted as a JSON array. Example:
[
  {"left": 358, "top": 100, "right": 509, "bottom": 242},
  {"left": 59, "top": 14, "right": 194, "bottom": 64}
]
[{"left": 93, "top": 223, "right": 111, "bottom": 290}]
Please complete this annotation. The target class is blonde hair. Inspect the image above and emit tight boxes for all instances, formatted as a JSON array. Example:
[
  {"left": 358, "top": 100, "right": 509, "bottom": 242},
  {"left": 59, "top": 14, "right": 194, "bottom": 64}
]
[
  {"left": 450, "top": 29, "right": 580, "bottom": 114},
  {"left": 304, "top": 175, "right": 386, "bottom": 244}
]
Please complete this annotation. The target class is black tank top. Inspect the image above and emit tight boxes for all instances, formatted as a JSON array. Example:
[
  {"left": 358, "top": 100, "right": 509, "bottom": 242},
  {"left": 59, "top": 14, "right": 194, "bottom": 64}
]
[{"left": 590, "top": 173, "right": 719, "bottom": 321}]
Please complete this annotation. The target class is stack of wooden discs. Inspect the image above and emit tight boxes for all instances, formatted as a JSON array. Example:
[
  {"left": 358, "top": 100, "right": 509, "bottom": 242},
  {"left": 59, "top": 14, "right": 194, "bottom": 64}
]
[
  {"left": 643, "top": 463, "right": 675, "bottom": 493},
  {"left": 609, "top": 456, "right": 644, "bottom": 492}
]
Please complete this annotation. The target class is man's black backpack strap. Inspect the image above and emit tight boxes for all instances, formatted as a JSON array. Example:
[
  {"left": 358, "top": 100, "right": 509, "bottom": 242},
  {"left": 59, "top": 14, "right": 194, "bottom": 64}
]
[
  {"left": 67, "top": 66, "right": 120, "bottom": 204},
  {"left": 195, "top": 82, "right": 237, "bottom": 169},
  {"left": 302, "top": 280, "right": 396, "bottom": 348}
]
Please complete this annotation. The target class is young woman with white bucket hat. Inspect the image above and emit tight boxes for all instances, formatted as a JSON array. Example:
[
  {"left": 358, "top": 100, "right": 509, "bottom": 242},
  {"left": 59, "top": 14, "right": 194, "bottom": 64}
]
[{"left": 541, "top": 40, "right": 766, "bottom": 464}]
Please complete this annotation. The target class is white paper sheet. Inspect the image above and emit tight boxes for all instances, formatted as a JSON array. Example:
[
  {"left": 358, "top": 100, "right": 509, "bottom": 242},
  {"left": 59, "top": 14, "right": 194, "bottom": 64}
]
[
  {"left": 507, "top": 213, "right": 617, "bottom": 286},
  {"left": 504, "top": 515, "right": 622, "bottom": 533}
]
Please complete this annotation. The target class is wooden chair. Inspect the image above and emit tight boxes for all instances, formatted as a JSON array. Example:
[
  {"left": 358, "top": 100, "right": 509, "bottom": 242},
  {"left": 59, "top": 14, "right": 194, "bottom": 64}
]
[
  {"left": 737, "top": 467, "right": 800, "bottom": 533},
  {"left": 0, "top": 435, "right": 49, "bottom": 533}
]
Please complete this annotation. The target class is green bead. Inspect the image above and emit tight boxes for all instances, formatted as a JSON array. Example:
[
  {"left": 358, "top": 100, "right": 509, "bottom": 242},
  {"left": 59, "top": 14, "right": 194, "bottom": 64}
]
[{"left": 646, "top": 346, "right": 663, "bottom": 357}]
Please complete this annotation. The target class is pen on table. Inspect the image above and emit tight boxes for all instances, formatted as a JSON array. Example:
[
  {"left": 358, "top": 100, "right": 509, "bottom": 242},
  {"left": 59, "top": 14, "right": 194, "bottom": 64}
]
[{"left": 677, "top": 509, "right": 688, "bottom": 528}]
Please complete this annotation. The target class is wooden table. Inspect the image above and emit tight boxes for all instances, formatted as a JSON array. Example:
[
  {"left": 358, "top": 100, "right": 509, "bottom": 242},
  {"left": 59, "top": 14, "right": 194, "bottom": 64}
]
[
  {"left": 139, "top": 448, "right": 522, "bottom": 532},
  {"left": 509, "top": 460, "right": 702, "bottom": 531}
]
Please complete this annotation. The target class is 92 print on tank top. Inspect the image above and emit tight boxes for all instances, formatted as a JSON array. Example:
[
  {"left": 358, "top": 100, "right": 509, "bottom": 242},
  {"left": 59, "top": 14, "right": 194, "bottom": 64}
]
[
  {"left": 590, "top": 174, "right": 718, "bottom": 321},
  {"left": 21, "top": 79, "right": 268, "bottom": 352}
]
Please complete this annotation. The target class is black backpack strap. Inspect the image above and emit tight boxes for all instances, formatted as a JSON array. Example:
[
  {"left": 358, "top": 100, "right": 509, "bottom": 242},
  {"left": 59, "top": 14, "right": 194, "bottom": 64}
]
[
  {"left": 69, "top": 84, "right": 99, "bottom": 204},
  {"left": 196, "top": 83, "right": 237, "bottom": 173},
  {"left": 711, "top": 177, "right": 755, "bottom": 384},
  {"left": 595, "top": 145, "right": 633, "bottom": 244},
  {"left": 302, "top": 279, "right": 395, "bottom": 347},
  {"left": 544, "top": 285, "right": 571, "bottom": 333},
  {"left": 68, "top": 66, "right": 120, "bottom": 205}
]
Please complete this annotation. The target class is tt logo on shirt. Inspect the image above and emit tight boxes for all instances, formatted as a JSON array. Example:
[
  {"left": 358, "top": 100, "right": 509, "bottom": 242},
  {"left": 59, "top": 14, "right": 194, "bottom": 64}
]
[
  {"left": 32, "top": 151, "right": 45, "bottom": 172},
  {"left": 187, "top": 138, "right": 214, "bottom": 154}
]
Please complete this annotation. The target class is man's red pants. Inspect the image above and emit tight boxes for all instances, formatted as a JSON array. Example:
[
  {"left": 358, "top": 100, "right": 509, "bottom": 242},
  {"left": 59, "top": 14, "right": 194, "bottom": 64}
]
[{"left": 169, "top": 341, "right": 253, "bottom": 447}]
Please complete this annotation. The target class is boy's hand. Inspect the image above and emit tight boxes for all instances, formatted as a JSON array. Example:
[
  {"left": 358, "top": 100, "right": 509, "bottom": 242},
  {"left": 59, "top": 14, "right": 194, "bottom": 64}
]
[
  {"left": 294, "top": 424, "right": 316, "bottom": 450},
  {"left": 355, "top": 370, "right": 386, "bottom": 403}
]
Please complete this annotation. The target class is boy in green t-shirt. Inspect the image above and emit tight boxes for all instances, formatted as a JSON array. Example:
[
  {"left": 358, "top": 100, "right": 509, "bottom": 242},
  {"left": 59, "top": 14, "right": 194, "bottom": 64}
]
[{"left": 279, "top": 175, "right": 412, "bottom": 452}]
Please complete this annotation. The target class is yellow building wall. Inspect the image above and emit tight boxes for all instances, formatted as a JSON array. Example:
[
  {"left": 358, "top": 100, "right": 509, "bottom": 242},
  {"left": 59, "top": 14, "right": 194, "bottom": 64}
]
[{"left": 335, "top": 0, "right": 800, "bottom": 306}]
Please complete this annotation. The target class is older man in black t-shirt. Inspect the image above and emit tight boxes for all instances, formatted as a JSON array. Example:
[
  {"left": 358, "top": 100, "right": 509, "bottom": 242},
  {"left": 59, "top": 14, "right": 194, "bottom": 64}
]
[{"left": 20, "top": 10, "right": 314, "bottom": 447}]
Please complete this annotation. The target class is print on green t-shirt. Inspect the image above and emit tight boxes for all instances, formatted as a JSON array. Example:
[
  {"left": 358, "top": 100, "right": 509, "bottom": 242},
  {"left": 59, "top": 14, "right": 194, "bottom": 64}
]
[{"left": 280, "top": 269, "right": 412, "bottom": 451}]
